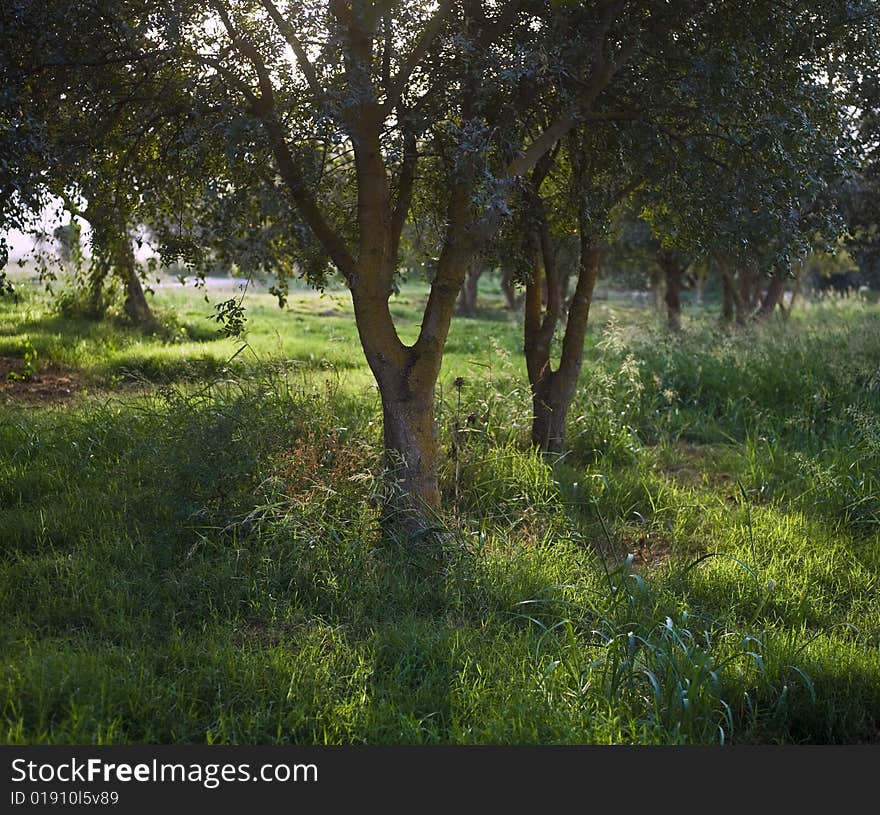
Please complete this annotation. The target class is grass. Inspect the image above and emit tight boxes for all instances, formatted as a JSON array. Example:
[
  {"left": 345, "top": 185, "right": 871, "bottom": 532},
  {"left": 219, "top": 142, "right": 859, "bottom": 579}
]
[{"left": 0, "top": 274, "right": 878, "bottom": 744}]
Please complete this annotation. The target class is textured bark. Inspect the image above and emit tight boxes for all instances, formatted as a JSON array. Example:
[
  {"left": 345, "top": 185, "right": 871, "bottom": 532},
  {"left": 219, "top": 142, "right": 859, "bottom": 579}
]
[
  {"left": 380, "top": 386, "right": 441, "bottom": 540},
  {"left": 531, "top": 374, "right": 568, "bottom": 454}
]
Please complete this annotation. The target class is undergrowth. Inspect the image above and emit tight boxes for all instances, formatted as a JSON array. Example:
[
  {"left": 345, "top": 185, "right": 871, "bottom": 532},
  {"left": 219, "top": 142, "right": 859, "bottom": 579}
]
[{"left": 1, "top": 292, "right": 878, "bottom": 744}]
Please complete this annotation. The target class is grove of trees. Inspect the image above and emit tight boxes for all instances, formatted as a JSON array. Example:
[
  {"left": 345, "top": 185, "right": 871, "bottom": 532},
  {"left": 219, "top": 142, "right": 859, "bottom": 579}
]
[{"left": 2, "top": 0, "right": 879, "bottom": 546}]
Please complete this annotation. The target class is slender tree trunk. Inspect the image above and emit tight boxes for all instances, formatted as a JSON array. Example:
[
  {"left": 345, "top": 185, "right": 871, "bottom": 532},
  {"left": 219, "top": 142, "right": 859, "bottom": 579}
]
[
  {"left": 456, "top": 256, "right": 481, "bottom": 316},
  {"left": 501, "top": 263, "right": 520, "bottom": 311},
  {"left": 719, "top": 258, "right": 736, "bottom": 325},
  {"left": 525, "top": 200, "right": 601, "bottom": 453},
  {"left": 659, "top": 250, "right": 683, "bottom": 331}
]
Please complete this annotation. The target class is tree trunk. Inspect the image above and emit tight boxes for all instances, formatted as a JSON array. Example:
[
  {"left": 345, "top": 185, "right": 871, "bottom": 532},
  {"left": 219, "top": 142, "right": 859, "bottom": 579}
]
[
  {"left": 659, "top": 250, "right": 683, "bottom": 331},
  {"left": 380, "top": 387, "right": 441, "bottom": 540},
  {"left": 719, "top": 259, "right": 736, "bottom": 325},
  {"left": 501, "top": 263, "right": 523, "bottom": 311},
  {"left": 757, "top": 266, "right": 786, "bottom": 319},
  {"left": 115, "top": 240, "right": 157, "bottom": 330},
  {"left": 734, "top": 267, "right": 752, "bottom": 325},
  {"left": 525, "top": 208, "right": 601, "bottom": 453},
  {"left": 531, "top": 373, "right": 568, "bottom": 454},
  {"left": 456, "top": 256, "right": 481, "bottom": 316},
  {"left": 86, "top": 261, "right": 111, "bottom": 319}
]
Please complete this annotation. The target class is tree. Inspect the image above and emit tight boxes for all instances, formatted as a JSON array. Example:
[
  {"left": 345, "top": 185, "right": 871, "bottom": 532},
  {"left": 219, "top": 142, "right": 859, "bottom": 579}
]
[
  {"left": 153, "top": 0, "right": 671, "bottom": 537},
  {"left": 509, "top": 0, "right": 860, "bottom": 452}
]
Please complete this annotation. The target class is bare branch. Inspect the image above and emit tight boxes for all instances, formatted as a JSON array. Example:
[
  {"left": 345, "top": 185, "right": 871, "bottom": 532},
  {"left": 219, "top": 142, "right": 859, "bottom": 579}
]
[
  {"left": 262, "top": 117, "right": 358, "bottom": 279},
  {"left": 197, "top": 54, "right": 260, "bottom": 108}
]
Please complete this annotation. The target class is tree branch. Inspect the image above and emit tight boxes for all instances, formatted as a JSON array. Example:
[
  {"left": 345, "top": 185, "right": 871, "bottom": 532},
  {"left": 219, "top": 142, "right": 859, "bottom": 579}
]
[
  {"left": 210, "top": 0, "right": 275, "bottom": 112},
  {"left": 381, "top": 0, "right": 455, "bottom": 115},
  {"left": 259, "top": 0, "right": 324, "bottom": 101},
  {"left": 390, "top": 125, "right": 418, "bottom": 266}
]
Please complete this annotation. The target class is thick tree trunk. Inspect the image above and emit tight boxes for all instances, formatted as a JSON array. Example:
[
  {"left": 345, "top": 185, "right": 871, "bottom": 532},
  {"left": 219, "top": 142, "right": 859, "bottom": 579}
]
[
  {"left": 380, "top": 387, "right": 441, "bottom": 538},
  {"left": 456, "top": 256, "right": 481, "bottom": 316},
  {"left": 531, "top": 373, "right": 568, "bottom": 454}
]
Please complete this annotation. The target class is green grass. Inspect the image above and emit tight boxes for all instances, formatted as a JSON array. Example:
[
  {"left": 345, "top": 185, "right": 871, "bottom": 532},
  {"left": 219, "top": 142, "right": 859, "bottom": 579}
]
[{"left": 0, "top": 277, "right": 878, "bottom": 744}]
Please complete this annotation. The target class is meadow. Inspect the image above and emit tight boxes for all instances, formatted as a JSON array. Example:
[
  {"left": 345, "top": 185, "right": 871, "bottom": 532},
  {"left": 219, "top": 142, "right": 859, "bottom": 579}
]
[{"left": 1, "top": 274, "right": 879, "bottom": 744}]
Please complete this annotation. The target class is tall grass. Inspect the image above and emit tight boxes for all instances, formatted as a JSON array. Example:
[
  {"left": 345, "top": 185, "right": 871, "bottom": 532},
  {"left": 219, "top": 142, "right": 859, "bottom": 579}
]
[{"left": 1, "top": 289, "right": 878, "bottom": 744}]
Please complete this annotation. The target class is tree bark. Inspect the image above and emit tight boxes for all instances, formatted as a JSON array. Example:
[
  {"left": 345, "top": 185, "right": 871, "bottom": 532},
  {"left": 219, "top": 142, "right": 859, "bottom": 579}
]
[
  {"left": 531, "top": 373, "right": 567, "bottom": 454},
  {"left": 115, "top": 239, "right": 158, "bottom": 330},
  {"left": 380, "top": 385, "right": 441, "bottom": 539},
  {"left": 757, "top": 266, "right": 786, "bottom": 319},
  {"left": 659, "top": 250, "right": 683, "bottom": 331},
  {"left": 525, "top": 200, "right": 601, "bottom": 453},
  {"left": 719, "top": 258, "right": 736, "bottom": 325},
  {"left": 456, "top": 256, "right": 482, "bottom": 316}
]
